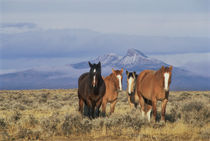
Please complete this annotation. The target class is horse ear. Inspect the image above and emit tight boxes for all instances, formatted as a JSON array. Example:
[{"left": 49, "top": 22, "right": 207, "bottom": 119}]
[
  {"left": 132, "top": 72, "right": 136, "bottom": 78},
  {"left": 161, "top": 66, "right": 165, "bottom": 71},
  {"left": 133, "top": 71, "right": 136, "bottom": 77},
  {"left": 126, "top": 70, "right": 129, "bottom": 76},
  {"left": 97, "top": 61, "right": 101, "bottom": 67},
  {"left": 120, "top": 68, "right": 123, "bottom": 74},
  {"left": 88, "top": 61, "right": 92, "bottom": 67},
  {"left": 169, "top": 66, "right": 173, "bottom": 71},
  {"left": 112, "top": 68, "right": 116, "bottom": 75}
]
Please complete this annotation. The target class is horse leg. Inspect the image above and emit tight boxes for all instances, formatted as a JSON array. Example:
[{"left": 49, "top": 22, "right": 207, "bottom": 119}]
[
  {"left": 130, "top": 102, "right": 135, "bottom": 109},
  {"left": 128, "top": 96, "right": 135, "bottom": 109},
  {"left": 92, "top": 103, "right": 96, "bottom": 119},
  {"left": 86, "top": 99, "right": 93, "bottom": 119},
  {"left": 79, "top": 98, "right": 84, "bottom": 114},
  {"left": 152, "top": 98, "right": 157, "bottom": 122},
  {"left": 110, "top": 99, "right": 117, "bottom": 115},
  {"left": 101, "top": 98, "right": 107, "bottom": 117},
  {"left": 95, "top": 98, "right": 103, "bottom": 117},
  {"left": 134, "top": 92, "right": 140, "bottom": 109},
  {"left": 138, "top": 94, "right": 145, "bottom": 117},
  {"left": 146, "top": 104, "right": 152, "bottom": 122},
  {"left": 161, "top": 99, "right": 168, "bottom": 122}
]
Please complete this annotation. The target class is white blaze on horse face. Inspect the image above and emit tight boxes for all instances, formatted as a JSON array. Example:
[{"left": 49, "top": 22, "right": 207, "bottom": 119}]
[
  {"left": 92, "top": 69, "right": 96, "bottom": 87},
  {"left": 93, "top": 75, "right": 96, "bottom": 87},
  {"left": 128, "top": 77, "right": 134, "bottom": 94},
  {"left": 117, "top": 75, "right": 122, "bottom": 91},
  {"left": 164, "top": 72, "right": 170, "bottom": 91}
]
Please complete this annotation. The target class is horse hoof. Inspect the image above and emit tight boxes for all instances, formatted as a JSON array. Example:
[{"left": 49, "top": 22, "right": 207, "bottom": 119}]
[
  {"left": 160, "top": 120, "right": 166, "bottom": 125},
  {"left": 150, "top": 118, "right": 156, "bottom": 124},
  {"left": 101, "top": 112, "right": 106, "bottom": 117}
]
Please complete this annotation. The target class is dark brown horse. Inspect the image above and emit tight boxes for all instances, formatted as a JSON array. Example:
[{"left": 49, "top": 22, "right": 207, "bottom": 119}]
[
  {"left": 126, "top": 71, "right": 139, "bottom": 108},
  {"left": 101, "top": 68, "right": 123, "bottom": 116},
  {"left": 136, "top": 66, "right": 173, "bottom": 122},
  {"left": 78, "top": 61, "right": 106, "bottom": 119}
]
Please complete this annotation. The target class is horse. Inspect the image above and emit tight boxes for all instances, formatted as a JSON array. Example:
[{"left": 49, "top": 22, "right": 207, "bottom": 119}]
[
  {"left": 101, "top": 68, "right": 123, "bottom": 116},
  {"left": 136, "top": 66, "right": 173, "bottom": 122},
  {"left": 78, "top": 61, "right": 106, "bottom": 119},
  {"left": 126, "top": 70, "right": 139, "bottom": 108}
]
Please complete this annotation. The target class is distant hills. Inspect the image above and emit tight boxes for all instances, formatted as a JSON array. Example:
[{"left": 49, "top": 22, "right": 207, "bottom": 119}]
[{"left": 0, "top": 48, "right": 209, "bottom": 90}]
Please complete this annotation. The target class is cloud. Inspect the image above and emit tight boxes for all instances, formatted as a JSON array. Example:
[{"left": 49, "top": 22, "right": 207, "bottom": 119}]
[
  {"left": 183, "top": 61, "right": 210, "bottom": 77},
  {"left": 0, "top": 23, "right": 37, "bottom": 28},
  {"left": 150, "top": 52, "right": 210, "bottom": 66},
  {"left": 150, "top": 52, "right": 210, "bottom": 77},
  {"left": 0, "top": 22, "right": 38, "bottom": 34},
  {"left": 1, "top": 28, "right": 209, "bottom": 60}
]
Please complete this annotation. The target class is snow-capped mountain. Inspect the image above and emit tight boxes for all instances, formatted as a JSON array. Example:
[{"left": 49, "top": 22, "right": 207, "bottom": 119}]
[
  {"left": 93, "top": 53, "right": 121, "bottom": 66},
  {"left": 71, "top": 48, "right": 167, "bottom": 71},
  {"left": 71, "top": 53, "right": 121, "bottom": 69},
  {"left": 117, "top": 49, "right": 166, "bottom": 70}
]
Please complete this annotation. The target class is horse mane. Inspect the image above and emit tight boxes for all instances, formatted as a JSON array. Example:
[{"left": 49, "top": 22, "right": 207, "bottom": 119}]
[
  {"left": 154, "top": 68, "right": 164, "bottom": 87},
  {"left": 78, "top": 72, "right": 89, "bottom": 83}
]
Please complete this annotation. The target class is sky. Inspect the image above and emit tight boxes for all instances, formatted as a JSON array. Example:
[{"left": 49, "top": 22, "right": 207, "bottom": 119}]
[
  {"left": 0, "top": 0, "right": 210, "bottom": 75},
  {"left": 1, "top": 0, "right": 209, "bottom": 37}
]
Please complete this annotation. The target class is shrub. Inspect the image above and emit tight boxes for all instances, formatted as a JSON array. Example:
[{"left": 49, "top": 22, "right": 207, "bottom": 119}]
[{"left": 181, "top": 101, "right": 210, "bottom": 126}]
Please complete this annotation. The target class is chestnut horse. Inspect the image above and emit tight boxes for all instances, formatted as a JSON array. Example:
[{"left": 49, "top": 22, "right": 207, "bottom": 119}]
[
  {"left": 126, "top": 71, "right": 139, "bottom": 108},
  {"left": 102, "top": 68, "right": 123, "bottom": 116},
  {"left": 78, "top": 61, "right": 106, "bottom": 119},
  {"left": 136, "top": 66, "right": 172, "bottom": 122}
]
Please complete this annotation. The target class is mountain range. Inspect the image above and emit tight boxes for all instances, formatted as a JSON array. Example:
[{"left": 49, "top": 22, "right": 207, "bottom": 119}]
[{"left": 0, "top": 48, "right": 209, "bottom": 90}]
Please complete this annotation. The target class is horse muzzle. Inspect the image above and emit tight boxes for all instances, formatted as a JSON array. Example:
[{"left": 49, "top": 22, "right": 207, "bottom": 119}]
[
  {"left": 164, "top": 88, "right": 169, "bottom": 92},
  {"left": 128, "top": 92, "right": 134, "bottom": 96}
]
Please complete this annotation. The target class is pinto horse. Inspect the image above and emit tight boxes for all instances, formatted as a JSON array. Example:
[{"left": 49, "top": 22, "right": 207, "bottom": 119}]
[
  {"left": 78, "top": 61, "right": 106, "bottom": 119},
  {"left": 126, "top": 71, "right": 139, "bottom": 108},
  {"left": 101, "top": 68, "right": 123, "bottom": 116},
  {"left": 136, "top": 66, "right": 172, "bottom": 122}
]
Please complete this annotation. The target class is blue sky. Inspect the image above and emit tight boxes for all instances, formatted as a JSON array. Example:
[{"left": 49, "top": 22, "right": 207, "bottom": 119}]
[{"left": 0, "top": 0, "right": 210, "bottom": 75}]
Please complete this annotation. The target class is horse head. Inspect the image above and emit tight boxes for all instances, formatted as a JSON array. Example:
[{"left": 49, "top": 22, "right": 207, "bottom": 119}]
[
  {"left": 161, "top": 66, "right": 173, "bottom": 92},
  {"left": 88, "top": 61, "right": 102, "bottom": 88},
  {"left": 126, "top": 70, "right": 137, "bottom": 96},
  {"left": 112, "top": 68, "right": 123, "bottom": 91}
]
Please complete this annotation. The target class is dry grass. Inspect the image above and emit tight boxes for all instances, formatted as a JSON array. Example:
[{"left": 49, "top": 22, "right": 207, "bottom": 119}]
[{"left": 0, "top": 89, "right": 209, "bottom": 141}]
